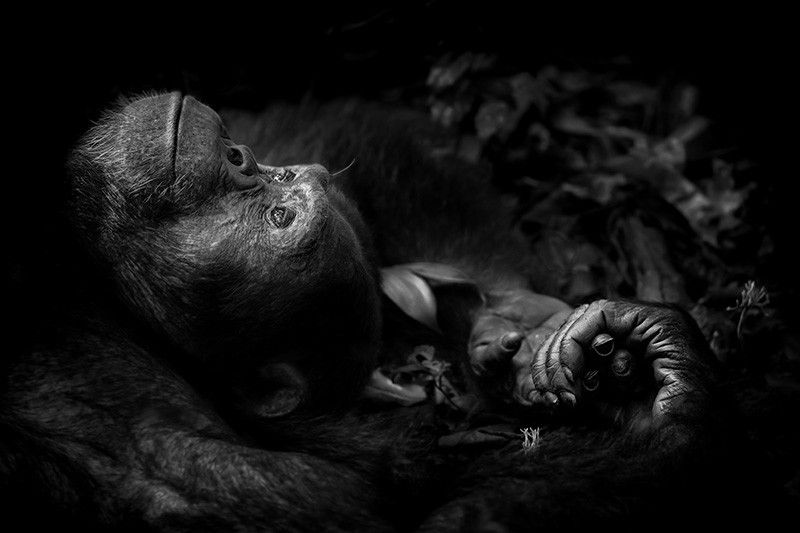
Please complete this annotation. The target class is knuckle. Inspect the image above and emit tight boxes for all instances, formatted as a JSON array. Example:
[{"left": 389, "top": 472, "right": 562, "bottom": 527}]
[{"left": 531, "top": 365, "right": 548, "bottom": 386}]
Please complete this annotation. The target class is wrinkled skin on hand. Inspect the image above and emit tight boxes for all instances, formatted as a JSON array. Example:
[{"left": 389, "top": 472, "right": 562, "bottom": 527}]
[{"left": 469, "top": 294, "right": 717, "bottom": 426}]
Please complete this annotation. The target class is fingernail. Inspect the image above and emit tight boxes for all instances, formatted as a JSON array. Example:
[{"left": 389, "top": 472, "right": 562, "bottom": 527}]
[
  {"left": 563, "top": 366, "right": 574, "bottom": 384},
  {"left": 527, "top": 390, "right": 543, "bottom": 404},
  {"left": 501, "top": 332, "right": 523, "bottom": 351},
  {"left": 559, "top": 391, "right": 576, "bottom": 407},
  {"left": 592, "top": 334, "right": 615, "bottom": 357},
  {"left": 544, "top": 392, "right": 559, "bottom": 405},
  {"left": 583, "top": 369, "right": 600, "bottom": 392}
]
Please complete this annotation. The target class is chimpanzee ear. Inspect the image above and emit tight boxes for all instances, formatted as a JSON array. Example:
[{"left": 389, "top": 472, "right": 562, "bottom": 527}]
[{"left": 234, "top": 363, "right": 307, "bottom": 418}]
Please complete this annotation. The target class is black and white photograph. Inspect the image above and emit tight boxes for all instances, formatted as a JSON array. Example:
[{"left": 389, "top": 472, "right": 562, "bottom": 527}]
[{"left": 2, "top": 5, "right": 797, "bottom": 531}]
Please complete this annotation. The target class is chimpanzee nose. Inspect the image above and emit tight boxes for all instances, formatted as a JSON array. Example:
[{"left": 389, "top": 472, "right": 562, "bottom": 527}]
[
  {"left": 297, "top": 164, "right": 330, "bottom": 192},
  {"left": 253, "top": 163, "right": 331, "bottom": 192},
  {"left": 227, "top": 144, "right": 259, "bottom": 175},
  {"left": 226, "top": 144, "right": 261, "bottom": 189}
]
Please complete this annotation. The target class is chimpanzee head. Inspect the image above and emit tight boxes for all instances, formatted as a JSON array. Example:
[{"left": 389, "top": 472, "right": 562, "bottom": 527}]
[{"left": 67, "top": 92, "right": 381, "bottom": 416}]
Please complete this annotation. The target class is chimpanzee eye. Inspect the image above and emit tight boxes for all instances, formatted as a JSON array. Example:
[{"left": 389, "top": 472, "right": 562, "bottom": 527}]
[
  {"left": 269, "top": 206, "right": 296, "bottom": 229},
  {"left": 227, "top": 147, "right": 244, "bottom": 166},
  {"left": 274, "top": 168, "right": 297, "bottom": 183}
]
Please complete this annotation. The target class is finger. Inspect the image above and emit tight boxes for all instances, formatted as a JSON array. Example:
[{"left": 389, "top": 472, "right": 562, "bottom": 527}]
[
  {"left": 469, "top": 313, "right": 519, "bottom": 365},
  {"left": 583, "top": 368, "right": 600, "bottom": 392},
  {"left": 556, "top": 300, "right": 645, "bottom": 374},
  {"left": 557, "top": 389, "right": 578, "bottom": 408},
  {"left": 501, "top": 331, "right": 524, "bottom": 352},
  {"left": 591, "top": 334, "right": 615, "bottom": 357},
  {"left": 525, "top": 309, "right": 573, "bottom": 386},
  {"left": 652, "top": 358, "right": 689, "bottom": 419},
  {"left": 538, "top": 310, "right": 581, "bottom": 406},
  {"left": 600, "top": 349, "right": 635, "bottom": 400},
  {"left": 470, "top": 331, "right": 524, "bottom": 377},
  {"left": 469, "top": 314, "right": 517, "bottom": 348},
  {"left": 532, "top": 305, "right": 588, "bottom": 404},
  {"left": 610, "top": 348, "right": 633, "bottom": 378},
  {"left": 543, "top": 305, "right": 590, "bottom": 393},
  {"left": 512, "top": 339, "right": 537, "bottom": 406},
  {"left": 526, "top": 331, "right": 558, "bottom": 404},
  {"left": 511, "top": 321, "right": 561, "bottom": 407},
  {"left": 474, "top": 330, "right": 524, "bottom": 361},
  {"left": 561, "top": 300, "right": 691, "bottom": 362}
]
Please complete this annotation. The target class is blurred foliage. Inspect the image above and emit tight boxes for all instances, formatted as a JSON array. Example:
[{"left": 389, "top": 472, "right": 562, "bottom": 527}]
[{"left": 414, "top": 52, "right": 791, "bottom": 374}]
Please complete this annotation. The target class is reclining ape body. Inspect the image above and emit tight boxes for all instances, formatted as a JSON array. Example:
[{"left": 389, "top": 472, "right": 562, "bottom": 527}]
[{"left": 0, "top": 93, "right": 763, "bottom": 531}]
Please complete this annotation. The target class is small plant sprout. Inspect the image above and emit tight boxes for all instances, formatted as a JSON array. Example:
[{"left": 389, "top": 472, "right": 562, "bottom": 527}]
[
  {"left": 726, "top": 280, "right": 771, "bottom": 340},
  {"left": 521, "top": 427, "right": 540, "bottom": 454}
]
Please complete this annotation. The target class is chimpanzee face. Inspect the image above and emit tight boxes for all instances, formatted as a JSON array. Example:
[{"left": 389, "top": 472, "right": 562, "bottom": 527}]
[{"left": 68, "top": 93, "right": 381, "bottom": 414}]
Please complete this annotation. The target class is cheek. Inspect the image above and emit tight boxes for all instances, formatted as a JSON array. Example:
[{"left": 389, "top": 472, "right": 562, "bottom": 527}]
[{"left": 203, "top": 196, "right": 377, "bottom": 328}]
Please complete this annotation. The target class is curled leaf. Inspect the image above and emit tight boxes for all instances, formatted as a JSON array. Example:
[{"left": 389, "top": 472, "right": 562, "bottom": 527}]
[
  {"left": 363, "top": 369, "right": 428, "bottom": 406},
  {"left": 381, "top": 266, "right": 440, "bottom": 332}
]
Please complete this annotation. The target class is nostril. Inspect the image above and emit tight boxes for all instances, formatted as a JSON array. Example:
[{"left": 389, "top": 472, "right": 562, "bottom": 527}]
[
  {"left": 227, "top": 146, "right": 244, "bottom": 166},
  {"left": 227, "top": 145, "right": 262, "bottom": 189},
  {"left": 309, "top": 164, "right": 330, "bottom": 191},
  {"left": 227, "top": 145, "right": 260, "bottom": 177}
]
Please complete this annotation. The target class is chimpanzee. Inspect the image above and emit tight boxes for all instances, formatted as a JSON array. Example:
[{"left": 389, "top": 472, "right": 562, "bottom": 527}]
[{"left": 0, "top": 93, "right": 782, "bottom": 531}]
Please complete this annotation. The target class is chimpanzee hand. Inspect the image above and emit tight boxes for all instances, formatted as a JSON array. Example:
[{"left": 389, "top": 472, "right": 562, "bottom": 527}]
[
  {"left": 470, "top": 296, "right": 717, "bottom": 424},
  {"left": 514, "top": 299, "right": 717, "bottom": 423}
]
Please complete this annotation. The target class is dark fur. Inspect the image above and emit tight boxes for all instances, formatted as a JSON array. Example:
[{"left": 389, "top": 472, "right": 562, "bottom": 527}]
[{"left": 0, "top": 96, "right": 786, "bottom": 531}]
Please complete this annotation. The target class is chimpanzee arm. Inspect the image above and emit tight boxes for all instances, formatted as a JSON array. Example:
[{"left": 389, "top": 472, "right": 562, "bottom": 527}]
[{"left": 1, "top": 328, "right": 388, "bottom": 532}]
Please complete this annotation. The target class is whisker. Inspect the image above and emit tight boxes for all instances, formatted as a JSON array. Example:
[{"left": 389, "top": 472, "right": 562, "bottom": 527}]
[{"left": 330, "top": 157, "right": 357, "bottom": 178}]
